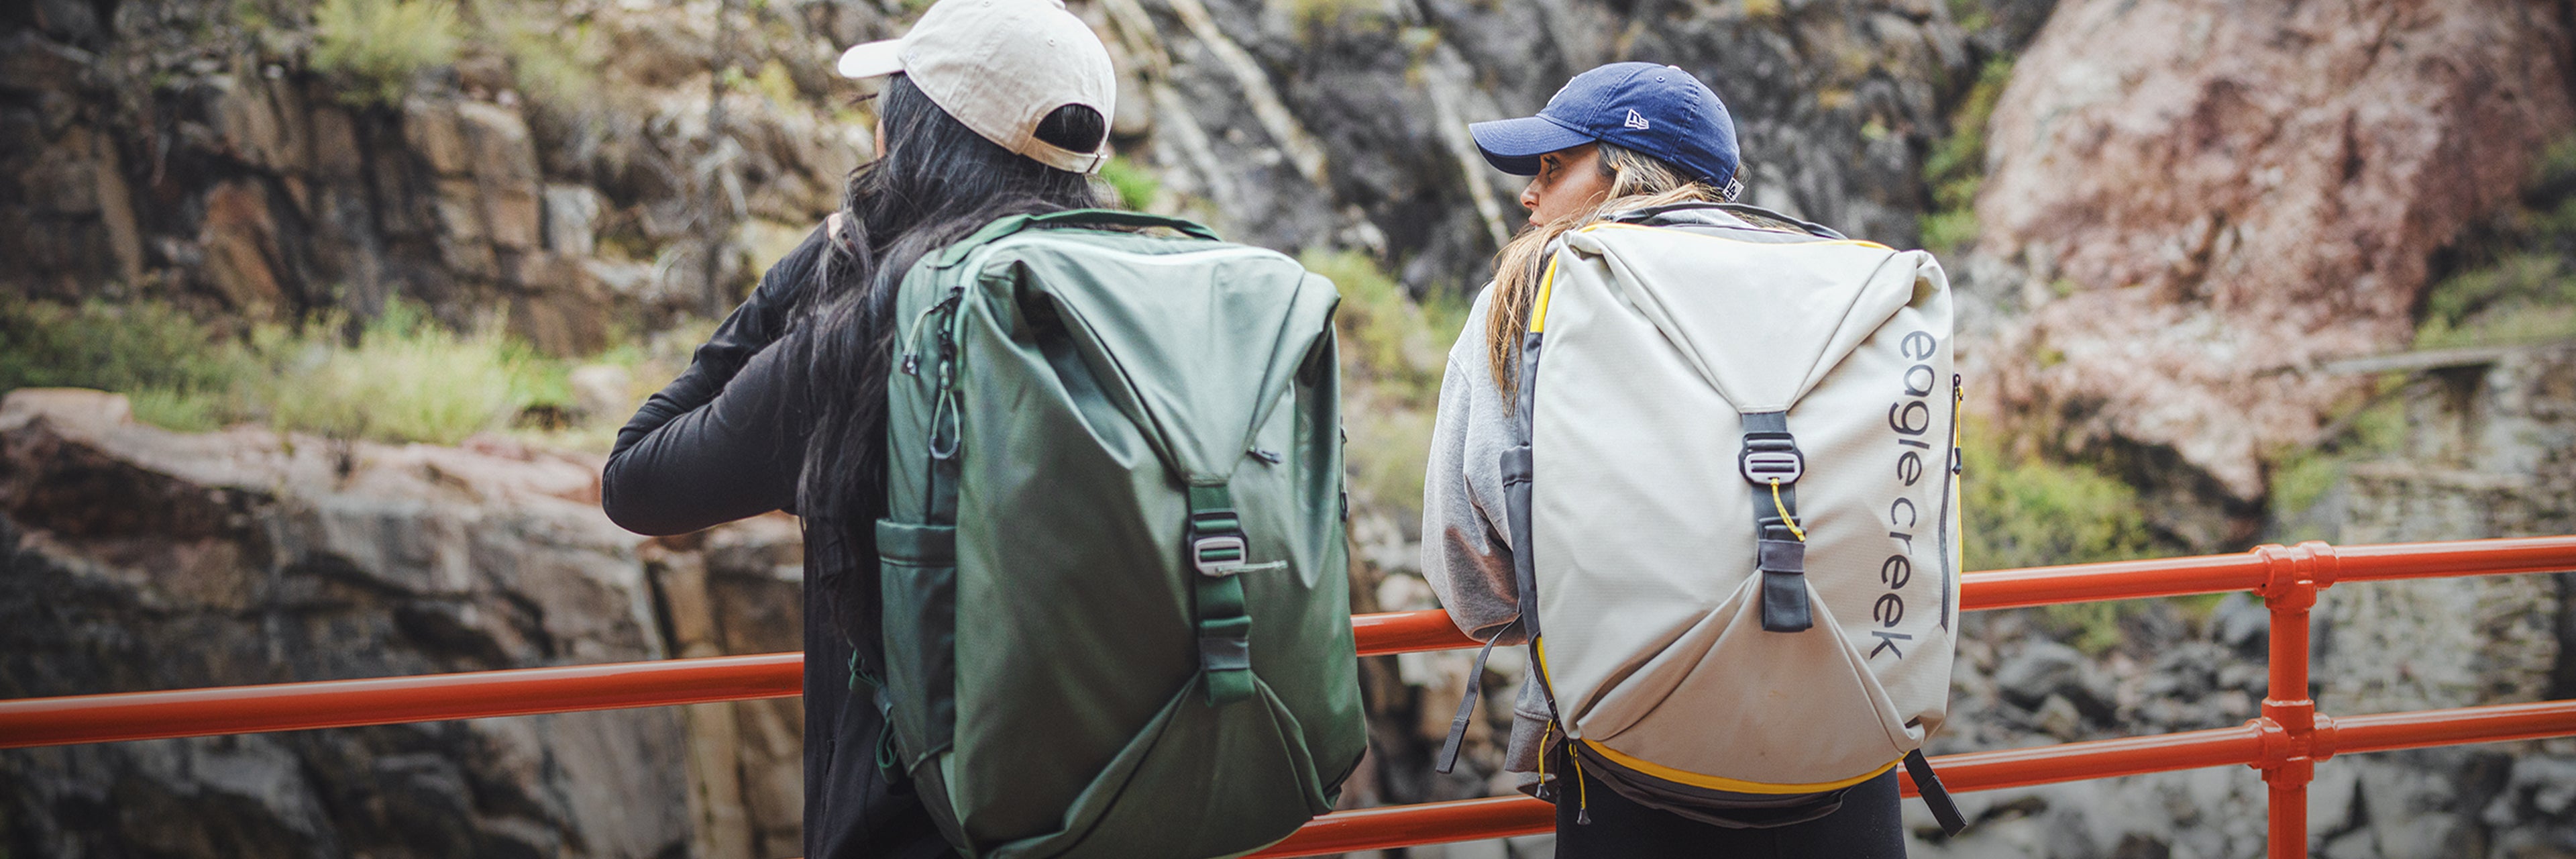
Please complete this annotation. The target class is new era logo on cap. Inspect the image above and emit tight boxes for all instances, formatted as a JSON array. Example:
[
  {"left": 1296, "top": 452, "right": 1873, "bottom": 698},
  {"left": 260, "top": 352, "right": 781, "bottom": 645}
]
[{"left": 1625, "top": 109, "right": 1650, "bottom": 130}]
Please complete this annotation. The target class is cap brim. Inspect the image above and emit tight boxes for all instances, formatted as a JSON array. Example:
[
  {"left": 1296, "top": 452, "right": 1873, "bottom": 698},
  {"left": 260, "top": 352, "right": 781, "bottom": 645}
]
[
  {"left": 837, "top": 40, "right": 906, "bottom": 79},
  {"left": 1468, "top": 115, "right": 1595, "bottom": 175}
]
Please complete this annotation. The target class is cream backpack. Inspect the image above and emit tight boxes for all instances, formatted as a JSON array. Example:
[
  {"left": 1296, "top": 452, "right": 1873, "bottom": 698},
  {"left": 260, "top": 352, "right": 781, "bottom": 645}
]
[{"left": 1439, "top": 203, "right": 1968, "bottom": 833}]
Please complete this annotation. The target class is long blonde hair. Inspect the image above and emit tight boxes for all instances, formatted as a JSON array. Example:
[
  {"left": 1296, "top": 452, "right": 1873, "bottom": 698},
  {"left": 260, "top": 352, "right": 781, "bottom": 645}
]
[{"left": 1485, "top": 143, "right": 1726, "bottom": 396}]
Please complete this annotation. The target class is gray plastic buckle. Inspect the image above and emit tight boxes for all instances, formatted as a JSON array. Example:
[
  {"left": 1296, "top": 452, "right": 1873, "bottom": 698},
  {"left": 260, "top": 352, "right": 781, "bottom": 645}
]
[
  {"left": 1191, "top": 535, "right": 1248, "bottom": 577},
  {"left": 1740, "top": 440, "right": 1804, "bottom": 485}
]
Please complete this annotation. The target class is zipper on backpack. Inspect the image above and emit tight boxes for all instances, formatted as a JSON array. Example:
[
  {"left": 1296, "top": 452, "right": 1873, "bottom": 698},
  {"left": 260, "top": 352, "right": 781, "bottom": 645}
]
[
  {"left": 900, "top": 286, "right": 966, "bottom": 378},
  {"left": 1937, "top": 374, "right": 1962, "bottom": 631},
  {"left": 913, "top": 286, "right": 969, "bottom": 526},
  {"left": 925, "top": 287, "right": 965, "bottom": 464}
]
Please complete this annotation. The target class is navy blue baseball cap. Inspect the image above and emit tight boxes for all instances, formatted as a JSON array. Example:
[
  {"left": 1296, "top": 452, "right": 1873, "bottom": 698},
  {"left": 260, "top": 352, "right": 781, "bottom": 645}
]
[{"left": 1470, "top": 62, "right": 1743, "bottom": 197}]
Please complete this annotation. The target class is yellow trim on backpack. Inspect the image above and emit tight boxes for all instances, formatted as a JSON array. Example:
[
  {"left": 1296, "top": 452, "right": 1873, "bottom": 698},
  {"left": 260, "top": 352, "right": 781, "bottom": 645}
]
[
  {"left": 1579, "top": 740, "right": 1900, "bottom": 795},
  {"left": 1535, "top": 639, "right": 1896, "bottom": 795},
  {"left": 1533, "top": 636, "right": 1561, "bottom": 695},
  {"left": 1527, "top": 255, "right": 1562, "bottom": 334}
]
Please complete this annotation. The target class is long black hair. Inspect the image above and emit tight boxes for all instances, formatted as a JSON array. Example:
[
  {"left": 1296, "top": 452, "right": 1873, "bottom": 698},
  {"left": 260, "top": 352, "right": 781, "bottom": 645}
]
[{"left": 793, "top": 73, "right": 1106, "bottom": 641}]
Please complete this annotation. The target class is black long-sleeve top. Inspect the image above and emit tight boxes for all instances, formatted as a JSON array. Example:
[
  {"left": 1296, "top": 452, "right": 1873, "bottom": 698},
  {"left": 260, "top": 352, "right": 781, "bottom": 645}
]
[{"left": 602, "top": 225, "right": 953, "bottom": 859}]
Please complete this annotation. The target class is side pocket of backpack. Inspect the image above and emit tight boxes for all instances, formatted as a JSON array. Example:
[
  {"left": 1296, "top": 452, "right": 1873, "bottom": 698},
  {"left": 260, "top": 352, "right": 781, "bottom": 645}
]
[{"left": 877, "top": 518, "right": 959, "bottom": 770}]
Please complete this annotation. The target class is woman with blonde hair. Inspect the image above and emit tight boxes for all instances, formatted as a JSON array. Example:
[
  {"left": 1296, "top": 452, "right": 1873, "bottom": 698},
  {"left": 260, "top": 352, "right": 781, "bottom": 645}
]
[{"left": 1421, "top": 62, "right": 1909, "bottom": 856}]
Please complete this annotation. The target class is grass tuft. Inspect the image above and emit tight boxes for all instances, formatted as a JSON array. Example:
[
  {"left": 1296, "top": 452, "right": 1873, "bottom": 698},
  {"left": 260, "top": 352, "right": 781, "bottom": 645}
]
[
  {"left": 0, "top": 301, "right": 261, "bottom": 432},
  {"left": 1283, "top": 0, "right": 1389, "bottom": 38},
  {"left": 0, "top": 298, "right": 623, "bottom": 447},
  {"left": 496, "top": 13, "right": 600, "bottom": 109},
  {"left": 2408, "top": 134, "right": 2576, "bottom": 350},
  {"left": 1097, "top": 156, "right": 1163, "bottom": 212},
  {"left": 1917, "top": 57, "right": 2014, "bottom": 254},
  {"left": 1301, "top": 250, "right": 1470, "bottom": 520},
  {"left": 264, "top": 303, "right": 557, "bottom": 445},
  {"left": 1960, "top": 416, "right": 2157, "bottom": 572},
  {"left": 311, "top": 0, "right": 462, "bottom": 105},
  {"left": 1957, "top": 417, "right": 2164, "bottom": 654}
]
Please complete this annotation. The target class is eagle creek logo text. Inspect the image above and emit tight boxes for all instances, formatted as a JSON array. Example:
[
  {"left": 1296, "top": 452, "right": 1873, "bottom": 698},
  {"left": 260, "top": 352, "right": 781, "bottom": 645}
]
[{"left": 1872, "top": 330, "right": 1941, "bottom": 660}]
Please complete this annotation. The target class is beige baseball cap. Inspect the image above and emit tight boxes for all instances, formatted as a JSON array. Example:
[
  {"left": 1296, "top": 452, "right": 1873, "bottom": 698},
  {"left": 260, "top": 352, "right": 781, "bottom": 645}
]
[{"left": 837, "top": 0, "right": 1117, "bottom": 174}]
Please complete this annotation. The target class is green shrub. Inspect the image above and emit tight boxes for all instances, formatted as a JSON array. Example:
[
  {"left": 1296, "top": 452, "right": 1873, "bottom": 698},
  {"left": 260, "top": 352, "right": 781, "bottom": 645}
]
[
  {"left": 264, "top": 303, "right": 561, "bottom": 445},
  {"left": 2411, "top": 136, "right": 2576, "bottom": 348},
  {"left": 2267, "top": 391, "right": 2408, "bottom": 523},
  {"left": 1960, "top": 417, "right": 2157, "bottom": 572},
  {"left": 0, "top": 298, "right": 594, "bottom": 446},
  {"left": 1284, "top": 0, "right": 1389, "bottom": 38},
  {"left": 312, "top": 0, "right": 461, "bottom": 105},
  {"left": 1299, "top": 250, "right": 1470, "bottom": 520},
  {"left": 0, "top": 301, "right": 260, "bottom": 431},
  {"left": 494, "top": 12, "right": 600, "bottom": 109},
  {"left": 1301, "top": 249, "right": 1465, "bottom": 407},
  {"left": 1346, "top": 403, "right": 1436, "bottom": 519},
  {"left": 1097, "top": 156, "right": 1163, "bottom": 212},
  {"left": 1917, "top": 58, "right": 2014, "bottom": 255},
  {"left": 1956, "top": 418, "right": 2165, "bottom": 654},
  {"left": 2414, "top": 252, "right": 2576, "bottom": 348},
  {"left": 1945, "top": 0, "right": 1991, "bottom": 32}
]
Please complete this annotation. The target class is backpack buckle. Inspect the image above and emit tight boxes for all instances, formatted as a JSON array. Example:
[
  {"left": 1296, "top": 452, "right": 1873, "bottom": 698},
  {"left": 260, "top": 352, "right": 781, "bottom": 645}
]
[
  {"left": 1191, "top": 534, "right": 1248, "bottom": 576},
  {"left": 1739, "top": 435, "right": 1804, "bottom": 485}
]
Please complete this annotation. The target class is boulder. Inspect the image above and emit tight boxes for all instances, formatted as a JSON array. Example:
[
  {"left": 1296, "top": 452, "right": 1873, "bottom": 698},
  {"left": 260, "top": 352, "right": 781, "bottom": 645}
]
[
  {"left": 1994, "top": 638, "right": 2116, "bottom": 721},
  {"left": 1971, "top": 0, "right": 2576, "bottom": 517}
]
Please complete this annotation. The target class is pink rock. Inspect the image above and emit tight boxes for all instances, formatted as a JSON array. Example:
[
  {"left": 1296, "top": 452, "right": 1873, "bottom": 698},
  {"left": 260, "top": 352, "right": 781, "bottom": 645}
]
[{"left": 1972, "top": 0, "right": 2574, "bottom": 505}]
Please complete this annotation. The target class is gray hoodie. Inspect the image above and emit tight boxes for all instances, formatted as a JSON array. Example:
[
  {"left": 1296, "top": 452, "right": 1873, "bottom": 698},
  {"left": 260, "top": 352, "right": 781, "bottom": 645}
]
[{"left": 1419, "top": 283, "right": 1558, "bottom": 795}]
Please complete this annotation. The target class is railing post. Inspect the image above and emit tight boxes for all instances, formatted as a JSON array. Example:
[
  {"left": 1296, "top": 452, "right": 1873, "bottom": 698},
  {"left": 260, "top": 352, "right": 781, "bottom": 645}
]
[{"left": 2252, "top": 542, "right": 2342, "bottom": 859}]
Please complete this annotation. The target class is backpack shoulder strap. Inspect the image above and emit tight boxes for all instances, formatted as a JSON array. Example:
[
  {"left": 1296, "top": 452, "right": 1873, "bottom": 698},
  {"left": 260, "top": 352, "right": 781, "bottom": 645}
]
[
  {"left": 1607, "top": 201, "right": 1846, "bottom": 240},
  {"left": 924, "top": 209, "right": 1222, "bottom": 268}
]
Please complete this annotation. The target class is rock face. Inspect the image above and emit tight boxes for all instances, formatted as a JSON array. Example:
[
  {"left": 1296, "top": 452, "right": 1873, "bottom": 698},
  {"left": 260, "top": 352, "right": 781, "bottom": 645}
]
[
  {"left": 4, "top": 0, "right": 2012, "bottom": 344},
  {"left": 1965, "top": 0, "right": 2576, "bottom": 544},
  {"left": 1110, "top": 0, "right": 1997, "bottom": 289},
  {"left": 2307, "top": 343, "right": 2576, "bottom": 858},
  {"left": 0, "top": 0, "right": 875, "bottom": 352},
  {"left": 0, "top": 389, "right": 804, "bottom": 858}
]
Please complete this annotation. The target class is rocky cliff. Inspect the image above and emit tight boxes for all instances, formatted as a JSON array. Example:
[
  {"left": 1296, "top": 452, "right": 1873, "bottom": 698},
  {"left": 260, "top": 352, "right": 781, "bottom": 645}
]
[
  {"left": 3, "top": 0, "right": 877, "bottom": 352},
  {"left": 1962, "top": 0, "right": 2576, "bottom": 547},
  {"left": 3, "top": 0, "right": 2028, "bottom": 335},
  {"left": 0, "top": 389, "right": 807, "bottom": 858}
]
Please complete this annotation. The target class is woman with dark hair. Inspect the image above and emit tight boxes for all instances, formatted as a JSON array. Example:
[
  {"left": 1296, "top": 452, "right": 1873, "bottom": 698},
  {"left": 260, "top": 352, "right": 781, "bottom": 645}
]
[
  {"left": 600, "top": 1, "right": 1113, "bottom": 855},
  {"left": 1420, "top": 62, "right": 1914, "bottom": 856}
]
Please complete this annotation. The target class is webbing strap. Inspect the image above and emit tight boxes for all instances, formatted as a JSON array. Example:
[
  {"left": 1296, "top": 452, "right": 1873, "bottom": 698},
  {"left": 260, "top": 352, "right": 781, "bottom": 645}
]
[
  {"left": 1187, "top": 485, "right": 1256, "bottom": 705},
  {"left": 1433, "top": 619, "right": 1519, "bottom": 774},
  {"left": 1504, "top": 327, "right": 1567, "bottom": 725},
  {"left": 1904, "top": 748, "right": 1969, "bottom": 836},
  {"left": 1741, "top": 410, "right": 1813, "bottom": 632}
]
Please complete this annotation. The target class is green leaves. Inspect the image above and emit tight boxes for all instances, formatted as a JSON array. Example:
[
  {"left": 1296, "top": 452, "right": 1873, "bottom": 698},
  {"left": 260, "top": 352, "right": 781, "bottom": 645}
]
[{"left": 311, "top": 0, "right": 461, "bottom": 105}]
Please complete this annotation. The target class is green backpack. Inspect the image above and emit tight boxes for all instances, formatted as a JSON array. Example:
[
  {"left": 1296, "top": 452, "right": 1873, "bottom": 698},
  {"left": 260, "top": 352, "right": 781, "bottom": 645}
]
[{"left": 871, "top": 209, "right": 1367, "bottom": 858}]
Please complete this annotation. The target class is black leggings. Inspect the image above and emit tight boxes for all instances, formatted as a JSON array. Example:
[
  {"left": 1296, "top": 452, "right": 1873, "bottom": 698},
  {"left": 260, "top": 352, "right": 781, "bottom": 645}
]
[{"left": 1552, "top": 768, "right": 1907, "bottom": 858}]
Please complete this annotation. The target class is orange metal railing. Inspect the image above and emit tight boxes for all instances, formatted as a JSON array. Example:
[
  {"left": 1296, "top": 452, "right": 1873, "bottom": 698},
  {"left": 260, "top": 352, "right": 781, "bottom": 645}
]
[{"left": 5, "top": 536, "right": 2576, "bottom": 858}]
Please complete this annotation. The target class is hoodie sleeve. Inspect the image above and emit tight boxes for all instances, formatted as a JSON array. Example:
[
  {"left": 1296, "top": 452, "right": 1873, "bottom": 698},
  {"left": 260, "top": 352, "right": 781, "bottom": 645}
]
[
  {"left": 600, "top": 224, "right": 831, "bottom": 536},
  {"left": 1419, "top": 287, "right": 1527, "bottom": 646},
  {"left": 611, "top": 224, "right": 831, "bottom": 461},
  {"left": 599, "top": 330, "right": 812, "bottom": 536}
]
